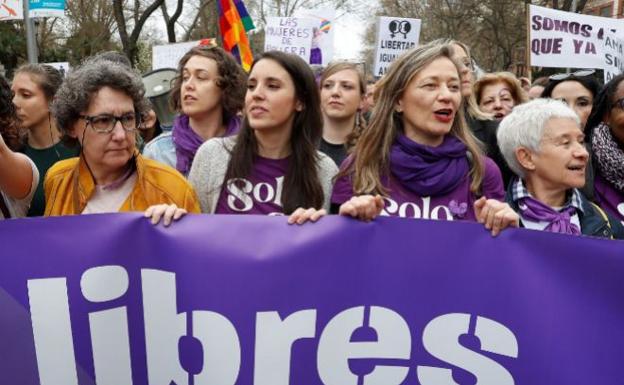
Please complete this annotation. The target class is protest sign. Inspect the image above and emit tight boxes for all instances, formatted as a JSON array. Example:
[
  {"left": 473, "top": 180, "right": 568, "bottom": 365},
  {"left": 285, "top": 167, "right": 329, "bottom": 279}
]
[
  {"left": 264, "top": 17, "right": 317, "bottom": 62},
  {"left": 602, "top": 30, "right": 624, "bottom": 82},
  {"left": 1, "top": 214, "right": 623, "bottom": 384},
  {"left": 293, "top": 9, "right": 335, "bottom": 65},
  {"left": 152, "top": 39, "right": 216, "bottom": 71},
  {"left": 28, "top": 0, "right": 65, "bottom": 18},
  {"left": 374, "top": 16, "right": 421, "bottom": 77},
  {"left": 529, "top": 4, "right": 624, "bottom": 74},
  {"left": 0, "top": 0, "right": 23, "bottom": 20}
]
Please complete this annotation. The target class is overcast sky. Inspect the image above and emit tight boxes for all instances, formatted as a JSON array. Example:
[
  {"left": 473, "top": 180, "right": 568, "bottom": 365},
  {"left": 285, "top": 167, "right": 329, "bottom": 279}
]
[{"left": 332, "top": 10, "right": 368, "bottom": 61}]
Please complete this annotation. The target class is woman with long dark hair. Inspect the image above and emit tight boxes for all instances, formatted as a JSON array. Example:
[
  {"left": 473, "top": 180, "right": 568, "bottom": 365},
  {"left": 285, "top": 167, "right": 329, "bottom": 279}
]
[
  {"left": 187, "top": 51, "right": 337, "bottom": 223},
  {"left": 583, "top": 73, "right": 624, "bottom": 223},
  {"left": 541, "top": 70, "right": 599, "bottom": 130}
]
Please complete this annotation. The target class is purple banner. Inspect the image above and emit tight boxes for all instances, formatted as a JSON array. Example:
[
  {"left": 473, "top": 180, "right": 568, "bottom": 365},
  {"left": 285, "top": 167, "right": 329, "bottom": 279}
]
[{"left": 1, "top": 213, "right": 623, "bottom": 384}]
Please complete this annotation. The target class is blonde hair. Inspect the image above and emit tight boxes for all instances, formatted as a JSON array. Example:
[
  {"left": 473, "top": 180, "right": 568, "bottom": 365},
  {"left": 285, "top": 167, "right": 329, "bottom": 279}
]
[
  {"left": 319, "top": 62, "right": 366, "bottom": 150},
  {"left": 341, "top": 41, "right": 485, "bottom": 195},
  {"left": 474, "top": 72, "right": 529, "bottom": 107},
  {"left": 430, "top": 38, "right": 491, "bottom": 120}
]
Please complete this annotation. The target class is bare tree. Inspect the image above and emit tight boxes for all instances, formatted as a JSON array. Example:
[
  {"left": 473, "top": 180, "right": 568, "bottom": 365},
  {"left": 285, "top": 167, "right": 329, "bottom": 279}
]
[
  {"left": 112, "top": 0, "right": 165, "bottom": 65},
  {"left": 62, "top": 0, "right": 120, "bottom": 64},
  {"left": 160, "top": 0, "right": 184, "bottom": 42}
]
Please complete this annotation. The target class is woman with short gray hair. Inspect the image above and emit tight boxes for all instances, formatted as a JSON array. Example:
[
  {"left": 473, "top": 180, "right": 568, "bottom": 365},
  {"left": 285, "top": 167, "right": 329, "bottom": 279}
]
[
  {"left": 44, "top": 59, "right": 200, "bottom": 225},
  {"left": 497, "top": 98, "right": 623, "bottom": 238}
]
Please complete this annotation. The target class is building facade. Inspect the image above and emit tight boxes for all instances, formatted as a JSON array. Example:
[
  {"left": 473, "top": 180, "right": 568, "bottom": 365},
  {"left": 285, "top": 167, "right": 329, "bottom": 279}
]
[{"left": 584, "top": 0, "right": 624, "bottom": 18}]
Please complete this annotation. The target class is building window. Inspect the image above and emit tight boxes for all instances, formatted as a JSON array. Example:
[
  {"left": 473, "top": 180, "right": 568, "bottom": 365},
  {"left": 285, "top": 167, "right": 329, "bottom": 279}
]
[{"left": 600, "top": 5, "right": 612, "bottom": 17}]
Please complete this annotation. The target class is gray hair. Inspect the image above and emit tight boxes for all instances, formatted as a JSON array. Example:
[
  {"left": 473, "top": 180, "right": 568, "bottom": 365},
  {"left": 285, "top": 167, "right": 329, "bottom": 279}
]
[
  {"left": 497, "top": 98, "right": 580, "bottom": 178},
  {"left": 52, "top": 59, "right": 149, "bottom": 145}
]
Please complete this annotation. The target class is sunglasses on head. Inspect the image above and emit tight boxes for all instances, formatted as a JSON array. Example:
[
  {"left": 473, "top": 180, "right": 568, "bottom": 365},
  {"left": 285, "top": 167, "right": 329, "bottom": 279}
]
[{"left": 549, "top": 70, "right": 595, "bottom": 81}]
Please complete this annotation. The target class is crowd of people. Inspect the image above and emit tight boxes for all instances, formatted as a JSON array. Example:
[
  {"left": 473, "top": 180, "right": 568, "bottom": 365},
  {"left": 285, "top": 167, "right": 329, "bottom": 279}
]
[{"left": 1, "top": 38, "right": 623, "bottom": 239}]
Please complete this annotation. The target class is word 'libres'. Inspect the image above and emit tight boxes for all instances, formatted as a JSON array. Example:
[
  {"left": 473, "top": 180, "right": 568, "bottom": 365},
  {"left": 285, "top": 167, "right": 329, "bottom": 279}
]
[{"left": 27, "top": 266, "right": 519, "bottom": 385}]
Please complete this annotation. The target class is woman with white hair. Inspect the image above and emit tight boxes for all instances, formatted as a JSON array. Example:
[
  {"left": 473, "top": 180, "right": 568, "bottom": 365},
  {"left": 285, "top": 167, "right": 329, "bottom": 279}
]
[{"left": 497, "top": 98, "right": 623, "bottom": 238}]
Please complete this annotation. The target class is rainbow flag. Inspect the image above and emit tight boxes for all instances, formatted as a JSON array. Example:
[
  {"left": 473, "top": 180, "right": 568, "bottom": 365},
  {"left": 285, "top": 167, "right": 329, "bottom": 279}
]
[{"left": 218, "top": 0, "right": 255, "bottom": 71}]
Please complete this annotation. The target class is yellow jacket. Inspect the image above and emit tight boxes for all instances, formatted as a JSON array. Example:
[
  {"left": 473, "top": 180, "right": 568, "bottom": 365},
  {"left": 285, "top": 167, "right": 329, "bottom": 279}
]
[{"left": 44, "top": 153, "right": 201, "bottom": 216}]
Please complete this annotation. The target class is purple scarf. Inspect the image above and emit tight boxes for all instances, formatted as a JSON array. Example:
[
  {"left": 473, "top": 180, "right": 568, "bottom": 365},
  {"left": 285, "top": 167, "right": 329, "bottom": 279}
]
[
  {"left": 172, "top": 114, "right": 241, "bottom": 174},
  {"left": 518, "top": 197, "right": 581, "bottom": 235},
  {"left": 389, "top": 134, "right": 470, "bottom": 196}
]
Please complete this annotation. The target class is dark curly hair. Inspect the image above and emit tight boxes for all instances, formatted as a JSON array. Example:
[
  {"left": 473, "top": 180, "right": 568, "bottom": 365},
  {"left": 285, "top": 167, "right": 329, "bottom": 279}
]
[
  {"left": 0, "top": 74, "right": 22, "bottom": 151},
  {"left": 169, "top": 45, "right": 246, "bottom": 124},
  {"left": 52, "top": 60, "right": 150, "bottom": 147}
]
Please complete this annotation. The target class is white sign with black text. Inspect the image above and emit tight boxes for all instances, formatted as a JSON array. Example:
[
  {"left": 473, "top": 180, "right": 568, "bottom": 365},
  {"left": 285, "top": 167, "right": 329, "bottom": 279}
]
[{"left": 374, "top": 16, "right": 421, "bottom": 77}]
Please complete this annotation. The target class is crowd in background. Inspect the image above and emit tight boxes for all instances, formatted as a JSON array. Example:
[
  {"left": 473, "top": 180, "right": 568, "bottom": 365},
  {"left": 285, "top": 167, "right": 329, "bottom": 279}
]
[{"left": 1, "top": 38, "right": 623, "bottom": 239}]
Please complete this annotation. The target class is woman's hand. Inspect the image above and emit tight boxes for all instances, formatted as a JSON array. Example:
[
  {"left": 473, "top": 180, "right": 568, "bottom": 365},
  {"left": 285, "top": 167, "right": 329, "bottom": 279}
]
[
  {"left": 339, "top": 194, "right": 384, "bottom": 222},
  {"left": 144, "top": 204, "right": 187, "bottom": 227},
  {"left": 287, "top": 208, "right": 327, "bottom": 225},
  {"left": 474, "top": 197, "right": 520, "bottom": 236}
]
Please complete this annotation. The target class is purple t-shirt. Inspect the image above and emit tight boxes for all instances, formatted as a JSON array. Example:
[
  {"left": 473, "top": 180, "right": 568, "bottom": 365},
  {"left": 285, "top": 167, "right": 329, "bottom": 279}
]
[
  {"left": 215, "top": 156, "right": 289, "bottom": 215},
  {"left": 332, "top": 157, "right": 504, "bottom": 221},
  {"left": 594, "top": 172, "right": 624, "bottom": 224}
]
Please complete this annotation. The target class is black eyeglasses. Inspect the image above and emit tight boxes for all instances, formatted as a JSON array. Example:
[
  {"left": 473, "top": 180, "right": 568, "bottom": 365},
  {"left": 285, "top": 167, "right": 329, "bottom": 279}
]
[
  {"left": 79, "top": 113, "right": 139, "bottom": 133},
  {"left": 549, "top": 70, "right": 595, "bottom": 81}
]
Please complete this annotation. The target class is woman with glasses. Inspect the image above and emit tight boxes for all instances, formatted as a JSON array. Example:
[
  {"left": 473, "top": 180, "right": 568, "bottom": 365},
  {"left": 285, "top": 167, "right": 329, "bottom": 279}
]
[
  {"left": 474, "top": 72, "right": 528, "bottom": 121},
  {"left": 583, "top": 73, "right": 624, "bottom": 224},
  {"left": 331, "top": 42, "right": 518, "bottom": 236},
  {"left": 0, "top": 74, "right": 39, "bottom": 219},
  {"left": 541, "top": 70, "right": 599, "bottom": 130},
  {"left": 44, "top": 59, "right": 200, "bottom": 223}
]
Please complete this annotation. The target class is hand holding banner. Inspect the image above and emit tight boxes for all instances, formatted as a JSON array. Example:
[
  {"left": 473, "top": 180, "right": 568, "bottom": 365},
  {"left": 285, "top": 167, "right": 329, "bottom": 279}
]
[{"left": 1, "top": 214, "right": 623, "bottom": 384}]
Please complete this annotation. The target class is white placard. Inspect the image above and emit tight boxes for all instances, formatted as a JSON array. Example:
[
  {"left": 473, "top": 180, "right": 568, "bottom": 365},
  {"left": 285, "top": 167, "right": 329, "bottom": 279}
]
[
  {"left": 152, "top": 40, "right": 203, "bottom": 70},
  {"left": 293, "top": 9, "right": 335, "bottom": 65},
  {"left": 45, "top": 62, "right": 70, "bottom": 75},
  {"left": 373, "top": 16, "right": 421, "bottom": 77},
  {"left": 602, "top": 31, "right": 624, "bottom": 82},
  {"left": 0, "top": 0, "right": 23, "bottom": 20},
  {"left": 264, "top": 17, "right": 316, "bottom": 62},
  {"left": 529, "top": 4, "right": 624, "bottom": 70}
]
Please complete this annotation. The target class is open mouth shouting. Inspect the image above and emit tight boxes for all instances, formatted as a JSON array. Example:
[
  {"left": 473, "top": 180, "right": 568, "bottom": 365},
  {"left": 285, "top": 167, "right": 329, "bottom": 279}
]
[{"left": 434, "top": 108, "right": 454, "bottom": 123}]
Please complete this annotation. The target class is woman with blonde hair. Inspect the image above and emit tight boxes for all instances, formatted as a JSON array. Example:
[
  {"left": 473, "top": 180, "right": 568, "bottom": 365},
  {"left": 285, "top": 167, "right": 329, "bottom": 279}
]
[
  {"left": 474, "top": 72, "right": 528, "bottom": 120},
  {"left": 318, "top": 61, "right": 366, "bottom": 166},
  {"left": 332, "top": 41, "right": 518, "bottom": 235}
]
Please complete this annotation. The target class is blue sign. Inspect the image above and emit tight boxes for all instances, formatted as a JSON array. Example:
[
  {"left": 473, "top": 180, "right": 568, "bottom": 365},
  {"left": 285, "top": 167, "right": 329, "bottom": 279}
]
[{"left": 29, "top": 0, "right": 64, "bottom": 18}]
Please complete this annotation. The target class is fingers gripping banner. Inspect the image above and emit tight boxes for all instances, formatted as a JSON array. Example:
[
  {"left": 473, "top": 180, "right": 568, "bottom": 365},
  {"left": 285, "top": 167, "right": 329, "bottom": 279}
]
[{"left": 1, "top": 214, "right": 623, "bottom": 384}]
